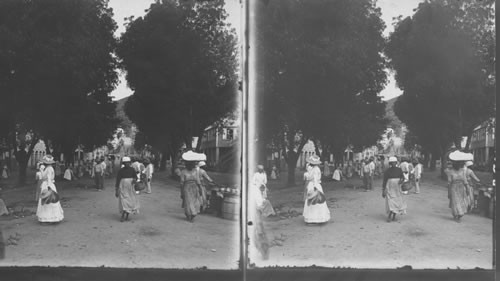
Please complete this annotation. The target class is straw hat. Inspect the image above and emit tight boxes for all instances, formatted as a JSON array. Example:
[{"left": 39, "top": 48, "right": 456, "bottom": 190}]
[
  {"left": 198, "top": 161, "right": 206, "bottom": 167},
  {"left": 42, "top": 155, "right": 55, "bottom": 165},
  {"left": 122, "top": 156, "right": 131, "bottom": 163},
  {"left": 388, "top": 156, "right": 398, "bottom": 163},
  {"left": 307, "top": 155, "right": 321, "bottom": 165},
  {"left": 465, "top": 161, "right": 473, "bottom": 167}
]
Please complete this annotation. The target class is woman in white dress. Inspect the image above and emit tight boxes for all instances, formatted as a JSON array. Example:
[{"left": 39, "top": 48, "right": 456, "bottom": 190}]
[
  {"left": 36, "top": 155, "right": 64, "bottom": 224},
  {"left": 303, "top": 155, "right": 330, "bottom": 224},
  {"left": 248, "top": 181, "right": 270, "bottom": 260}
]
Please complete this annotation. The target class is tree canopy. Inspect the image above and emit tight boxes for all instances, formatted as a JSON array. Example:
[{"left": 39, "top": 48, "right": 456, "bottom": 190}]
[
  {"left": 254, "top": 0, "right": 388, "bottom": 184},
  {"left": 0, "top": 0, "right": 119, "bottom": 182},
  {"left": 118, "top": 0, "right": 239, "bottom": 162},
  {"left": 386, "top": 0, "right": 495, "bottom": 166}
]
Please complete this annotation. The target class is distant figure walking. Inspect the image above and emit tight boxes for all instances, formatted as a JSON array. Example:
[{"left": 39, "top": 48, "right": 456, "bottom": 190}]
[
  {"left": 332, "top": 165, "right": 342, "bottom": 181},
  {"left": 253, "top": 165, "right": 268, "bottom": 198},
  {"left": 464, "top": 160, "right": 480, "bottom": 212},
  {"left": 413, "top": 159, "right": 423, "bottom": 194},
  {"left": 36, "top": 155, "right": 64, "bottom": 224},
  {"left": 1, "top": 164, "right": 9, "bottom": 179},
  {"left": 144, "top": 158, "right": 154, "bottom": 194},
  {"left": 363, "top": 157, "right": 375, "bottom": 191},
  {"left": 382, "top": 157, "right": 406, "bottom": 222},
  {"left": 270, "top": 165, "right": 278, "bottom": 180},
  {"left": 93, "top": 158, "right": 105, "bottom": 191},
  {"left": 115, "top": 157, "right": 140, "bottom": 222}
]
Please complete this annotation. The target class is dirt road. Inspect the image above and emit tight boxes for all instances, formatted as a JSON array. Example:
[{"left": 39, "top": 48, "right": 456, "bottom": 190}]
[
  {"left": 0, "top": 171, "right": 240, "bottom": 269},
  {"left": 250, "top": 170, "right": 493, "bottom": 269}
]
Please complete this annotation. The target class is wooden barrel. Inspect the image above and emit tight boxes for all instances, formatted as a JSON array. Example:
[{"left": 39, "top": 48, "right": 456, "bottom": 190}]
[{"left": 222, "top": 194, "right": 240, "bottom": 220}]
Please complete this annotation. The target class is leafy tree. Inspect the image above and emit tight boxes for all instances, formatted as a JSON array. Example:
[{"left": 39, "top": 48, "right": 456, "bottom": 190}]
[
  {"left": 254, "top": 0, "right": 388, "bottom": 185},
  {"left": 386, "top": 0, "right": 495, "bottom": 176},
  {"left": 118, "top": 0, "right": 238, "bottom": 172},
  {"left": 0, "top": 0, "right": 119, "bottom": 183}
]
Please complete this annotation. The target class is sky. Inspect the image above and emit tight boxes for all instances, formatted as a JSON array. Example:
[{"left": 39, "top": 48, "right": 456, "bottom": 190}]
[
  {"left": 376, "top": 0, "right": 425, "bottom": 101},
  {"left": 107, "top": 0, "right": 424, "bottom": 101}
]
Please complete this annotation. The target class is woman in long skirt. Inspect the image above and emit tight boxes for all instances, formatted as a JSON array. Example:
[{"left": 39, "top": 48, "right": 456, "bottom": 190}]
[
  {"left": 196, "top": 161, "right": 213, "bottom": 212},
  {"left": 447, "top": 151, "right": 471, "bottom": 222},
  {"left": 180, "top": 152, "right": 203, "bottom": 222},
  {"left": 303, "top": 155, "right": 330, "bottom": 224},
  {"left": 465, "top": 160, "right": 480, "bottom": 211},
  {"left": 115, "top": 157, "right": 140, "bottom": 222},
  {"left": 382, "top": 157, "right": 406, "bottom": 222},
  {"left": 36, "top": 155, "right": 64, "bottom": 224}
]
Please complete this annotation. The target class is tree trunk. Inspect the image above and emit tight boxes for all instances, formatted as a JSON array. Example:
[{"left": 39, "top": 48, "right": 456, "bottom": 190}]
[
  {"left": 463, "top": 129, "right": 473, "bottom": 152},
  {"left": 195, "top": 128, "right": 204, "bottom": 152},
  {"left": 184, "top": 137, "right": 192, "bottom": 151},
  {"left": 440, "top": 153, "right": 448, "bottom": 180},
  {"left": 284, "top": 137, "right": 308, "bottom": 187},
  {"left": 429, "top": 153, "right": 436, "bottom": 171},
  {"left": 423, "top": 153, "right": 430, "bottom": 169},
  {"left": 44, "top": 138, "right": 52, "bottom": 155},
  {"left": 160, "top": 149, "right": 168, "bottom": 172},
  {"left": 286, "top": 150, "right": 299, "bottom": 186},
  {"left": 311, "top": 139, "right": 321, "bottom": 159}
]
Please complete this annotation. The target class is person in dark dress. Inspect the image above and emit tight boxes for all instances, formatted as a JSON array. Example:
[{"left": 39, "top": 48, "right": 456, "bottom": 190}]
[
  {"left": 115, "top": 157, "right": 140, "bottom": 222},
  {"left": 382, "top": 156, "right": 406, "bottom": 222}
]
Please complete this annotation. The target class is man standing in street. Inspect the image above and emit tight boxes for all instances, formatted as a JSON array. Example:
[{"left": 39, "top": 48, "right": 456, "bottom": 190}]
[
  {"left": 413, "top": 158, "right": 423, "bottom": 194},
  {"left": 93, "top": 158, "right": 105, "bottom": 191},
  {"left": 399, "top": 157, "right": 413, "bottom": 195},
  {"left": 363, "top": 157, "right": 375, "bottom": 191}
]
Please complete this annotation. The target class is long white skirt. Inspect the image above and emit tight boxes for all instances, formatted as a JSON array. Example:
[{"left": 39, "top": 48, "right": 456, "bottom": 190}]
[
  {"left": 303, "top": 182, "right": 330, "bottom": 223},
  {"left": 36, "top": 182, "right": 64, "bottom": 222}
]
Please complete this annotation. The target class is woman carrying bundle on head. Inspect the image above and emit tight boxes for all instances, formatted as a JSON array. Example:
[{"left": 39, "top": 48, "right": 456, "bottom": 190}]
[
  {"left": 303, "top": 155, "right": 330, "bottom": 224},
  {"left": 447, "top": 151, "right": 473, "bottom": 222},
  {"left": 180, "top": 151, "right": 204, "bottom": 222}
]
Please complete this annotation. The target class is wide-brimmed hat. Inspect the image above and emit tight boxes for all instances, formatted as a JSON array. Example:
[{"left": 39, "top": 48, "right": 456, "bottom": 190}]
[
  {"left": 42, "top": 155, "right": 55, "bottom": 165},
  {"left": 307, "top": 155, "right": 321, "bottom": 165},
  {"left": 465, "top": 161, "right": 473, "bottom": 167},
  {"left": 388, "top": 156, "right": 398, "bottom": 163},
  {"left": 198, "top": 161, "right": 206, "bottom": 167},
  {"left": 122, "top": 156, "right": 131, "bottom": 163},
  {"left": 449, "top": 150, "right": 472, "bottom": 161}
]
